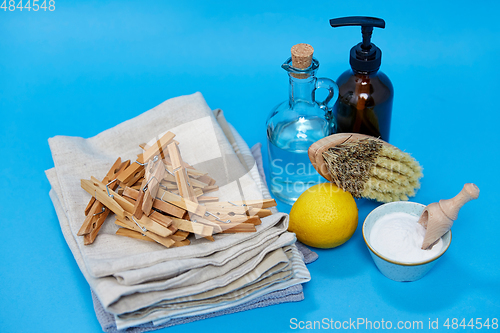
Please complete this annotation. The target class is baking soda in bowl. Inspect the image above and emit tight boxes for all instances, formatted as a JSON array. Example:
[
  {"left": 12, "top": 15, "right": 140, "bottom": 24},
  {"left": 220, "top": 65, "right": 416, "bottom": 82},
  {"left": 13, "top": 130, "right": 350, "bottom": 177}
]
[{"left": 370, "top": 212, "right": 443, "bottom": 263}]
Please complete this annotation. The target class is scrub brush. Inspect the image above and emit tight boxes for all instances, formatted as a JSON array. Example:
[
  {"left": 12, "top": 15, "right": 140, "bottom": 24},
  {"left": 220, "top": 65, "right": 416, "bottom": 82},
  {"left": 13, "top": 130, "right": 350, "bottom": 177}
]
[{"left": 308, "top": 133, "right": 423, "bottom": 203}]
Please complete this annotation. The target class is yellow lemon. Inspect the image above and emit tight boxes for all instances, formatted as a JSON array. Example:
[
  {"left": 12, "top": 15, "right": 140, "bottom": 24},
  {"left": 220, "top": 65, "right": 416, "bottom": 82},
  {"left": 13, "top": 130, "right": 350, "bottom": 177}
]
[{"left": 289, "top": 183, "right": 358, "bottom": 248}]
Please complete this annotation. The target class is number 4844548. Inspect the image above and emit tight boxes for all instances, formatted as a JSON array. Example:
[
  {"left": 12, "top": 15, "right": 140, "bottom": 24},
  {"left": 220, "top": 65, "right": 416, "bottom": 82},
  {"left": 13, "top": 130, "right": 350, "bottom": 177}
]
[
  {"left": 444, "top": 318, "right": 498, "bottom": 330},
  {"left": 1, "top": 0, "right": 55, "bottom": 11}
]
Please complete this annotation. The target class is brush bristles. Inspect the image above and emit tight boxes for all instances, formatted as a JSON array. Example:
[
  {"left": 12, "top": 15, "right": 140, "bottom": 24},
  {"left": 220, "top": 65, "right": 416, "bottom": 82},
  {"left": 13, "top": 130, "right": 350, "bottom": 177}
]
[
  {"left": 322, "top": 139, "right": 382, "bottom": 197},
  {"left": 322, "top": 139, "right": 423, "bottom": 203}
]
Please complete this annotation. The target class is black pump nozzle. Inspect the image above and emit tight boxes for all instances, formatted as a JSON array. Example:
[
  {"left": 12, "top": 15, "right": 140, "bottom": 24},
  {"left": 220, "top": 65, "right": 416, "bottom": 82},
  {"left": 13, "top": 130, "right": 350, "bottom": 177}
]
[{"left": 330, "top": 16, "right": 386, "bottom": 73}]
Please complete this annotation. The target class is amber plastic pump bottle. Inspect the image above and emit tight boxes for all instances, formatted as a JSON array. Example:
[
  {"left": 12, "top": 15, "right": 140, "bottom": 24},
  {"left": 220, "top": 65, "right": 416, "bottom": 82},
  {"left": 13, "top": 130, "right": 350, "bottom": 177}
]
[{"left": 330, "top": 16, "right": 393, "bottom": 142}]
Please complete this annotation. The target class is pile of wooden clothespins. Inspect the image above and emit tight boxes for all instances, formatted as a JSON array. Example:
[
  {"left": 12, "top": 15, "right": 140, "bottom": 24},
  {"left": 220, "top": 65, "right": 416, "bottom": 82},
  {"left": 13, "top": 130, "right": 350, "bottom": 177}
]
[{"left": 78, "top": 131, "right": 276, "bottom": 248}]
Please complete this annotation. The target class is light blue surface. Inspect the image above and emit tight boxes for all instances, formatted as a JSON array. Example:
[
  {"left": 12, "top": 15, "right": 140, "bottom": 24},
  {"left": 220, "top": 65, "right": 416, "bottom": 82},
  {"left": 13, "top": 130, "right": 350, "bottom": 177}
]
[{"left": 1, "top": 1, "right": 499, "bottom": 332}]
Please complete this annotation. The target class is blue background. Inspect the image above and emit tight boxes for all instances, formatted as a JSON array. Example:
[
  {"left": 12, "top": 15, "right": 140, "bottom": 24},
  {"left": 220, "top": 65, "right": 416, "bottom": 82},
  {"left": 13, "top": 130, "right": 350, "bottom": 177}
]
[{"left": 1, "top": 1, "right": 499, "bottom": 332}]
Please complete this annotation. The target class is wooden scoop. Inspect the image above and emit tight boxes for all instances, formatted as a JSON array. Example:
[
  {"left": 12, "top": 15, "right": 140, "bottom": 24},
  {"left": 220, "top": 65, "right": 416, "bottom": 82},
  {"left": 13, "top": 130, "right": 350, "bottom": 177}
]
[{"left": 419, "top": 183, "right": 480, "bottom": 250}]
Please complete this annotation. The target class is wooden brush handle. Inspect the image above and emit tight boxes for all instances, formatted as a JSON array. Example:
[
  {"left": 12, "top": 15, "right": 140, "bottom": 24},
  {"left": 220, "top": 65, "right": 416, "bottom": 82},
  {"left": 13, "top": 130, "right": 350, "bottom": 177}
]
[
  {"left": 439, "top": 183, "right": 480, "bottom": 221},
  {"left": 308, "top": 133, "right": 394, "bottom": 182}
]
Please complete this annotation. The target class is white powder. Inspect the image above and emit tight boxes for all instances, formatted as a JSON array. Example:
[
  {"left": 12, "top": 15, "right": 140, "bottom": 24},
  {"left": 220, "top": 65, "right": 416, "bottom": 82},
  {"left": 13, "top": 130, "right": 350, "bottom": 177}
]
[{"left": 370, "top": 212, "right": 443, "bottom": 263}]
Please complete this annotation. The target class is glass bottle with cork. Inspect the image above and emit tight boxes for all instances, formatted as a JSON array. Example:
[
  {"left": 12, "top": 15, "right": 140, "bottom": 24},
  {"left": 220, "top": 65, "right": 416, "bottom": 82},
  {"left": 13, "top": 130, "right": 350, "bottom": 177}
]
[{"left": 266, "top": 43, "right": 339, "bottom": 205}]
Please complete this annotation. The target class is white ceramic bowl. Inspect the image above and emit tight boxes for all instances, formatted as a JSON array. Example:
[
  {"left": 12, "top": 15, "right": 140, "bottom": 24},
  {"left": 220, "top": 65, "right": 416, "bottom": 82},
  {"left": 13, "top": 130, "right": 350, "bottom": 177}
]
[{"left": 362, "top": 201, "right": 451, "bottom": 282}]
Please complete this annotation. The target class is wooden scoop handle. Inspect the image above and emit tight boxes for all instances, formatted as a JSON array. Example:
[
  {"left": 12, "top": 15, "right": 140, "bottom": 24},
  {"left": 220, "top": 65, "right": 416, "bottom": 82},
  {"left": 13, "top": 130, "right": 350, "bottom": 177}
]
[
  {"left": 420, "top": 183, "right": 479, "bottom": 250},
  {"left": 439, "top": 183, "right": 480, "bottom": 221}
]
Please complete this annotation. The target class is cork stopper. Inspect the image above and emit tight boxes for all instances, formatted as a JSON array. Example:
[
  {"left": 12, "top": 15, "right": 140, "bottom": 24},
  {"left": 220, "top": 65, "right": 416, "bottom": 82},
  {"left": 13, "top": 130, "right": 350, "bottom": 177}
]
[{"left": 291, "top": 43, "right": 314, "bottom": 78}]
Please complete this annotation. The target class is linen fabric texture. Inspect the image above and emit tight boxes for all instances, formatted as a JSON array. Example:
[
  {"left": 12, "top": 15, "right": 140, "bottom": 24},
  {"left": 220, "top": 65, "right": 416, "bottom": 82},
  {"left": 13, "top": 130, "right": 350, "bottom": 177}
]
[{"left": 46, "top": 92, "right": 317, "bottom": 331}]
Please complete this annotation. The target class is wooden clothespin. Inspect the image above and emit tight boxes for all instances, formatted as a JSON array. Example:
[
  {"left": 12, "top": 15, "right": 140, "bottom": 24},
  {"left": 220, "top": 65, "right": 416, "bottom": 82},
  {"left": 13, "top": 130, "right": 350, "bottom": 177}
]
[
  {"left": 156, "top": 187, "right": 206, "bottom": 216},
  {"left": 149, "top": 211, "right": 173, "bottom": 228},
  {"left": 152, "top": 198, "right": 187, "bottom": 219},
  {"left": 123, "top": 212, "right": 172, "bottom": 237},
  {"left": 81, "top": 179, "right": 125, "bottom": 219},
  {"left": 197, "top": 174, "right": 216, "bottom": 185},
  {"left": 116, "top": 228, "right": 155, "bottom": 243},
  {"left": 117, "top": 160, "right": 145, "bottom": 187},
  {"left": 162, "top": 172, "right": 176, "bottom": 183},
  {"left": 117, "top": 226, "right": 188, "bottom": 248},
  {"left": 89, "top": 176, "right": 135, "bottom": 214},
  {"left": 167, "top": 141, "right": 198, "bottom": 203},
  {"left": 84, "top": 159, "right": 130, "bottom": 215},
  {"left": 187, "top": 177, "right": 209, "bottom": 189},
  {"left": 133, "top": 185, "right": 146, "bottom": 219},
  {"left": 141, "top": 156, "right": 166, "bottom": 216},
  {"left": 189, "top": 216, "right": 223, "bottom": 233},
  {"left": 83, "top": 157, "right": 123, "bottom": 216},
  {"left": 228, "top": 199, "right": 277, "bottom": 209},
  {"left": 201, "top": 185, "right": 219, "bottom": 194},
  {"left": 197, "top": 196, "right": 219, "bottom": 203},
  {"left": 115, "top": 216, "right": 175, "bottom": 248},
  {"left": 220, "top": 222, "right": 257, "bottom": 233},
  {"left": 80, "top": 158, "right": 121, "bottom": 234},
  {"left": 123, "top": 186, "right": 187, "bottom": 218},
  {"left": 79, "top": 158, "right": 133, "bottom": 245},
  {"left": 204, "top": 204, "right": 248, "bottom": 216},
  {"left": 170, "top": 217, "right": 214, "bottom": 237},
  {"left": 78, "top": 131, "right": 272, "bottom": 248},
  {"left": 142, "top": 131, "right": 175, "bottom": 163},
  {"left": 246, "top": 207, "right": 273, "bottom": 218},
  {"left": 170, "top": 230, "right": 190, "bottom": 242},
  {"left": 82, "top": 208, "right": 110, "bottom": 245},
  {"left": 172, "top": 239, "right": 191, "bottom": 247},
  {"left": 202, "top": 211, "right": 261, "bottom": 225}
]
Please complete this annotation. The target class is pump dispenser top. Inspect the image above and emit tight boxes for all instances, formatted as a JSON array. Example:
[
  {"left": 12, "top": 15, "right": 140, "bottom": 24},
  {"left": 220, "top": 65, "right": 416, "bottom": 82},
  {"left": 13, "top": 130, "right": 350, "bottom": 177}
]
[
  {"left": 330, "top": 16, "right": 385, "bottom": 73},
  {"left": 329, "top": 16, "right": 393, "bottom": 142}
]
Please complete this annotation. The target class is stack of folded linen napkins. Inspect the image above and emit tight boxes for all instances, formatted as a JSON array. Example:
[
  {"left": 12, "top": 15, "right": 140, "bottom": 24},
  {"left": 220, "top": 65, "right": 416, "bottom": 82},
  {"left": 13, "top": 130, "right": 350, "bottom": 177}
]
[{"left": 45, "top": 92, "right": 316, "bottom": 332}]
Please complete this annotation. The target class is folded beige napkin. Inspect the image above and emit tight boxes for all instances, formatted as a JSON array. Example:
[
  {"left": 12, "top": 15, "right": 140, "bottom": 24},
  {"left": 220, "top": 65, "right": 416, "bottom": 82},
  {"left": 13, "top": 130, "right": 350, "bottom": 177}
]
[
  {"left": 92, "top": 143, "right": 317, "bottom": 333},
  {"left": 47, "top": 164, "right": 297, "bottom": 313},
  {"left": 107, "top": 236, "right": 296, "bottom": 315},
  {"left": 123, "top": 245, "right": 310, "bottom": 329},
  {"left": 115, "top": 247, "right": 293, "bottom": 322},
  {"left": 114, "top": 232, "right": 289, "bottom": 285},
  {"left": 46, "top": 92, "right": 310, "bottom": 330},
  {"left": 48, "top": 93, "right": 267, "bottom": 277}
]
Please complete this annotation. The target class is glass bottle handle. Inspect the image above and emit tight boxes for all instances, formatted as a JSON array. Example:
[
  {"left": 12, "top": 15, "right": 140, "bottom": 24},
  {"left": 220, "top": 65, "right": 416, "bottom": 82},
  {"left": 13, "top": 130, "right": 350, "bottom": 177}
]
[
  {"left": 315, "top": 77, "right": 339, "bottom": 133},
  {"left": 315, "top": 77, "right": 339, "bottom": 112}
]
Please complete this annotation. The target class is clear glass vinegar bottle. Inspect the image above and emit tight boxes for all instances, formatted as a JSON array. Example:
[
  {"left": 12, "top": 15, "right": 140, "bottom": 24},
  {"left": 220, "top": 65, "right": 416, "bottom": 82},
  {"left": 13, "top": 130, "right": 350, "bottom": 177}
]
[{"left": 266, "top": 53, "right": 339, "bottom": 205}]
